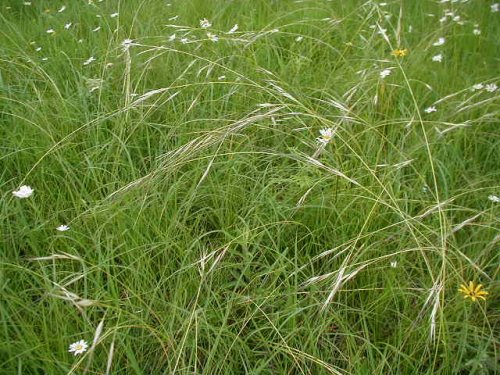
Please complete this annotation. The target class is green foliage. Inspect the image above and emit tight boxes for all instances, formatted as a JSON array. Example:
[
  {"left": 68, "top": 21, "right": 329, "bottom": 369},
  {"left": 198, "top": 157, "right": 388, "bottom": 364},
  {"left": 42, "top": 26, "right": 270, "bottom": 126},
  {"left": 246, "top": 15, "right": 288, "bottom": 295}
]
[{"left": 1, "top": 0, "right": 498, "bottom": 374}]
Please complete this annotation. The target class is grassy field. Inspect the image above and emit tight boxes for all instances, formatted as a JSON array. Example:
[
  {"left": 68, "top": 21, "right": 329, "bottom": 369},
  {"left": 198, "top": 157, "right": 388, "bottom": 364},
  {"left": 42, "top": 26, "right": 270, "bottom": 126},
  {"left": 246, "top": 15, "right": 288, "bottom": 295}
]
[{"left": 1, "top": 0, "right": 499, "bottom": 373}]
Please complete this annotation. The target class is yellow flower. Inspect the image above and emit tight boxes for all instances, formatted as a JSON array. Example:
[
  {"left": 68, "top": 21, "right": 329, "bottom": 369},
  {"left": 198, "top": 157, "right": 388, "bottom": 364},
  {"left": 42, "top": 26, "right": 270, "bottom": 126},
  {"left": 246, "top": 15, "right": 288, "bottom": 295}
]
[
  {"left": 391, "top": 48, "right": 408, "bottom": 57},
  {"left": 458, "top": 281, "right": 489, "bottom": 302}
]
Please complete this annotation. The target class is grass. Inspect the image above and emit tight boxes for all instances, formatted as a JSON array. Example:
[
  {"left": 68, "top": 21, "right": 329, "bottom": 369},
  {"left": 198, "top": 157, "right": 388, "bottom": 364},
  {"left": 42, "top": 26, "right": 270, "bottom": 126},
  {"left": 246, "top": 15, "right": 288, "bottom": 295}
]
[{"left": 1, "top": 0, "right": 498, "bottom": 374}]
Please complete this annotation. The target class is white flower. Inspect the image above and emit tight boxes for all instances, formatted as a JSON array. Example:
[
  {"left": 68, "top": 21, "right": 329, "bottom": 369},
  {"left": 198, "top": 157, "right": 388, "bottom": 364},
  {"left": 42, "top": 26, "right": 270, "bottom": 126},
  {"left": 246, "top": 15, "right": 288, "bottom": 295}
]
[
  {"left": 491, "top": 3, "right": 499, "bottom": 12},
  {"left": 83, "top": 56, "right": 96, "bottom": 66},
  {"left": 58, "top": 5, "right": 66, "bottom": 13},
  {"left": 227, "top": 24, "right": 238, "bottom": 34},
  {"left": 12, "top": 185, "right": 34, "bottom": 199},
  {"left": 471, "top": 83, "right": 484, "bottom": 91},
  {"left": 56, "top": 225, "right": 70, "bottom": 231},
  {"left": 218, "top": 75, "right": 226, "bottom": 80},
  {"left": 432, "top": 37, "right": 445, "bottom": 46},
  {"left": 64, "top": 23, "right": 72, "bottom": 30},
  {"left": 168, "top": 34, "right": 176, "bottom": 41},
  {"left": 68, "top": 340, "right": 88, "bottom": 356},
  {"left": 485, "top": 83, "right": 497, "bottom": 92},
  {"left": 295, "top": 36, "right": 304, "bottom": 42},
  {"left": 488, "top": 195, "right": 500, "bottom": 203},
  {"left": 473, "top": 28, "right": 481, "bottom": 35},
  {"left": 380, "top": 68, "right": 392, "bottom": 78},
  {"left": 200, "top": 18, "right": 211, "bottom": 28},
  {"left": 121, "top": 39, "right": 134, "bottom": 51},
  {"left": 432, "top": 54, "right": 443, "bottom": 62},
  {"left": 35, "top": 47, "right": 42, "bottom": 52},
  {"left": 23, "top": 2, "right": 31, "bottom": 5},
  {"left": 424, "top": 106, "right": 437, "bottom": 113},
  {"left": 180, "top": 37, "right": 189, "bottom": 44},
  {"left": 390, "top": 260, "right": 398, "bottom": 268},
  {"left": 452, "top": 15, "right": 460, "bottom": 22},
  {"left": 316, "top": 128, "right": 335, "bottom": 144},
  {"left": 110, "top": 12, "right": 119, "bottom": 18},
  {"left": 46, "top": 29, "right": 55, "bottom": 34},
  {"left": 206, "top": 32, "right": 219, "bottom": 42}
]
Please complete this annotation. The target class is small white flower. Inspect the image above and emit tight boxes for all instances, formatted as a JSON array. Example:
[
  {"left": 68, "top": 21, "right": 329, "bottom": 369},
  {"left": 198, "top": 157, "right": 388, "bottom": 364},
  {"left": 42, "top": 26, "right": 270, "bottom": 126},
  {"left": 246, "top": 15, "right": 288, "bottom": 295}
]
[
  {"left": 92, "top": 26, "right": 101, "bottom": 32},
  {"left": 68, "top": 340, "right": 88, "bottom": 356},
  {"left": 64, "top": 23, "right": 72, "bottom": 30},
  {"left": 168, "top": 34, "right": 176, "bottom": 41},
  {"left": 200, "top": 18, "right": 212, "bottom": 28},
  {"left": 485, "top": 83, "right": 497, "bottom": 92},
  {"left": 491, "top": 3, "right": 499, "bottom": 12},
  {"left": 56, "top": 225, "right": 70, "bottom": 231},
  {"left": 452, "top": 15, "right": 460, "bottom": 22},
  {"left": 12, "top": 185, "right": 34, "bottom": 199},
  {"left": 471, "top": 83, "right": 484, "bottom": 91},
  {"left": 424, "top": 106, "right": 437, "bottom": 113},
  {"left": 46, "top": 29, "right": 55, "bottom": 34},
  {"left": 58, "top": 5, "right": 66, "bottom": 13},
  {"left": 432, "top": 37, "right": 445, "bottom": 46},
  {"left": 121, "top": 38, "right": 134, "bottom": 51},
  {"left": 227, "top": 24, "right": 238, "bottom": 34},
  {"left": 380, "top": 68, "right": 392, "bottom": 78},
  {"left": 295, "top": 36, "right": 304, "bottom": 42},
  {"left": 35, "top": 47, "right": 42, "bottom": 52},
  {"left": 41, "top": 57, "right": 48, "bottom": 61},
  {"left": 110, "top": 12, "right": 119, "bottom": 18},
  {"left": 390, "top": 260, "right": 398, "bottom": 268},
  {"left": 180, "top": 37, "right": 189, "bottom": 44},
  {"left": 316, "top": 128, "right": 335, "bottom": 144},
  {"left": 488, "top": 195, "right": 500, "bottom": 203},
  {"left": 432, "top": 53, "right": 443, "bottom": 62},
  {"left": 23, "top": 2, "right": 32, "bottom": 5},
  {"left": 206, "top": 32, "right": 219, "bottom": 42},
  {"left": 218, "top": 75, "right": 226, "bottom": 80},
  {"left": 473, "top": 28, "right": 481, "bottom": 35},
  {"left": 83, "top": 56, "right": 96, "bottom": 66}
]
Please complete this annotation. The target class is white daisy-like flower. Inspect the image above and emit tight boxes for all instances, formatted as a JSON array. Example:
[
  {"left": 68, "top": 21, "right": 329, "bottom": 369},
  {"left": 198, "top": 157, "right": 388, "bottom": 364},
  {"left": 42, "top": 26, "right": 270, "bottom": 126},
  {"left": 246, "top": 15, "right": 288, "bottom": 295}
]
[
  {"left": 64, "top": 22, "right": 72, "bottom": 30},
  {"left": 110, "top": 12, "right": 119, "bottom": 18},
  {"left": 452, "top": 15, "right": 460, "bottom": 22},
  {"left": 491, "top": 3, "right": 499, "bottom": 12},
  {"left": 488, "top": 195, "right": 500, "bottom": 203},
  {"left": 168, "top": 34, "right": 176, "bottom": 41},
  {"left": 471, "top": 83, "right": 484, "bottom": 91},
  {"left": 206, "top": 32, "right": 219, "bottom": 42},
  {"left": 200, "top": 18, "right": 211, "bottom": 28},
  {"left": 227, "top": 24, "right": 238, "bottom": 34},
  {"left": 424, "top": 106, "right": 437, "bottom": 113},
  {"left": 180, "top": 37, "right": 189, "bottom": 44},
  {"left": 35, "top": 47, "right": 42, "bottom": 52},
  {"left": 121, "top": 38, "right": 134, "bottom": 51},
  {"left": 12, "top": 185, "right": 34, "bottom": 199},
  {"left": 295, "top": 36, "right": 304, "bottom": 42},
  {"left": 56, "top": 224, "right": 70, "bottom": 231},
  {"left": 218, "top": 75, "right": 226, "bottom": 80},
  {"left": 68, "top": 340, "right": 88, "bottom": 356},
  {"left": 390, "top": 260, "right": 398, "bottom": 268},
  {"left": 485, "top": 83, "right": 497, "bottom": 92},
  {"left": 316, "top": 128, "right": 335, "bottom": 144},
  {"left": 380, "top": 68, "right": 392, "bottom": 78},
  {"left": 432, "top": 37, "right": 445, "bottom": 46},
  {"left": 83, "top": 56, "right": 96, "bottom": 66},
  {"left": 46, "top": 29, "right": 55, "bottom": 34},
  {"left": 58, "top": 5, "right": 66, "bottom": 13},
  {"left": 432, "top": 54, "right": 443, "bottom": 62},
  {"left": 473, "top": 28, "right": 481, "bottom": 35}
]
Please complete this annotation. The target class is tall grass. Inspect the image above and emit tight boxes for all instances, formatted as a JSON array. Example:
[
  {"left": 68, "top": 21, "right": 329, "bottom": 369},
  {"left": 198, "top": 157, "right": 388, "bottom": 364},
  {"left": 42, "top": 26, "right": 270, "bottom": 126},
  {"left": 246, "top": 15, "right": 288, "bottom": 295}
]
[{"left": 1, "top": 0, "right": 498, "bottom": 373}]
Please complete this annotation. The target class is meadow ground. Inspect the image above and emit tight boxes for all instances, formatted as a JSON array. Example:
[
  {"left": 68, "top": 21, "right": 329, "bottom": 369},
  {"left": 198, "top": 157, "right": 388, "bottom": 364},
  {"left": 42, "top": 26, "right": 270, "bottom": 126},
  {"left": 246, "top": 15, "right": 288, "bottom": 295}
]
[{"left": 1, "top": 0, "right": 499, "bottom": 374}]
